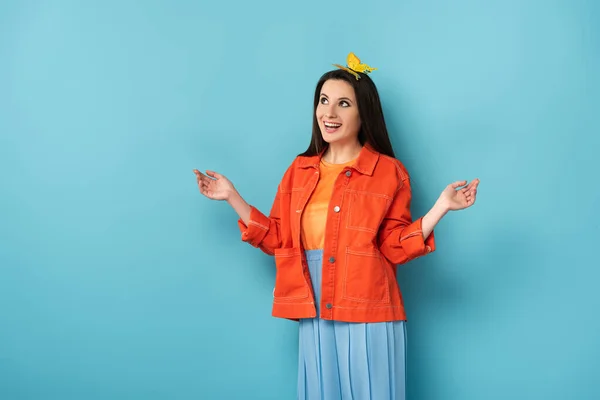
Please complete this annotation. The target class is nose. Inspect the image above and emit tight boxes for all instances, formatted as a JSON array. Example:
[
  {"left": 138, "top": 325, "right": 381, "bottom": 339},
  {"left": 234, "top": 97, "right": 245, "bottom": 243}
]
[{"left": 325, "top": 103, "right": 337, "bottom": 118}]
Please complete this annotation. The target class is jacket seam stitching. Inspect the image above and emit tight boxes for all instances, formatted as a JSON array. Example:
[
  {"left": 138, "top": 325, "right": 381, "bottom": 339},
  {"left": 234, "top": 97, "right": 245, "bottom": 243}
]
[
  {"left": 400, "top": 230, "right": 422, "bottom": 241},
  {"left": 249, "top": 220, "right": 269, "bottom": 231}
]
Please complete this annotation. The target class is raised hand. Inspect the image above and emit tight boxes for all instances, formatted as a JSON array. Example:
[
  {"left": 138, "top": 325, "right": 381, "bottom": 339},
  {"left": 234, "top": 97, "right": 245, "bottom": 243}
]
[
  {"left": 439, "top": 179, "right": 480, "bottom": 211},
  {"left": 193, "top": 169, "right": 236, "bottom": 201}
]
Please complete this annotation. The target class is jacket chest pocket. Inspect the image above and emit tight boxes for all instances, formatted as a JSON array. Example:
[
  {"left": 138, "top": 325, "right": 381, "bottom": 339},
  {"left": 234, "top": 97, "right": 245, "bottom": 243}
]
[{"left": 345, "top": 190, "right": 391, "bottom": 233}]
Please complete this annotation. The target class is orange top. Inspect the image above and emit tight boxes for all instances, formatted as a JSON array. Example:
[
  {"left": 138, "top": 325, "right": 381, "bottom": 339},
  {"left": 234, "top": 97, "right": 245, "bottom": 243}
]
[{"left": 301, "top": 158, "right": 356, "bottom": 250}]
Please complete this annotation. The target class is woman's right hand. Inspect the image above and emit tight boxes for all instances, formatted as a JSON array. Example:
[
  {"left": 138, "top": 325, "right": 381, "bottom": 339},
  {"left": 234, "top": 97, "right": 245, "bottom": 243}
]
[{"left": 193, "top": 169, "right": 236, "bottom": 201}]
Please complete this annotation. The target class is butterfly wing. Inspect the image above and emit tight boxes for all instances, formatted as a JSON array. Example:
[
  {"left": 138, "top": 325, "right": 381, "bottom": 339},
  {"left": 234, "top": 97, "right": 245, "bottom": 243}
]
[
  {"left": 332, "top": 63, "right": 360, "bottom": 80},
  {"left": 361, "top": 63, "right": 377, "bottom": 73},
  {"left": 347, "top": 52, "right": 377, "bottom": 74},
  {"left": 347, "top": 52, "right": 361, "bottom": 70}
]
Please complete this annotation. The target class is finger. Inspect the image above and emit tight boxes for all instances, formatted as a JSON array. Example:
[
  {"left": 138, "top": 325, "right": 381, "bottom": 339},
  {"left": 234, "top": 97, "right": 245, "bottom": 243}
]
[
  {"left": 461, "top": 182, "right": 477, "bottom": 196},
  {"left": 199, "top": 182, "right": 208, "bottom": 195},
  {"left": 194, "top": 169, "right": 211, "bottom": 184},
  {"left": 469, "top": 177, "right": 481, "bottom": 186},
  {"left": 198, "top": 175, "right": 211, "bottom": 188},
  {"left": 197, "top": 176, "right": 208, "bottom": 188}
]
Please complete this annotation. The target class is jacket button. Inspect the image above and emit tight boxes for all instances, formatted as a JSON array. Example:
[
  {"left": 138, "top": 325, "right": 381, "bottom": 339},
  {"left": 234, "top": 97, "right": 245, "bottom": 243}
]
[
  {"left": 326, "top": 303, "right": 332, "bottom": 309},
  {"left": 333, "top": 206, "right": 340, "bottom": 213},
  {"left": 345, "top": 171, "right": 352, "bottom": 177},
  {"left": 329, "top": 256, "right": 335, "bottom": 263}
]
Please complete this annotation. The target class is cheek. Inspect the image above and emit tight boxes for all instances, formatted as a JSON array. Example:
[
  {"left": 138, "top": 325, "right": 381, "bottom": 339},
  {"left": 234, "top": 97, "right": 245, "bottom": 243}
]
[
  {"left": 315, "top": 107, "right": 323, "bottom": 120},
  {"left": 345, "top": 111, "right": 361, "bottom": 131}
]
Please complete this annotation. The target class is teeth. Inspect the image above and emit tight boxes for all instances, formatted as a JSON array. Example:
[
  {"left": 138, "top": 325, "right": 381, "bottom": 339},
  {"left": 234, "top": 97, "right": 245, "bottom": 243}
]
[{"left": 325, "top": 122, "right": 341, "bottom": 128}]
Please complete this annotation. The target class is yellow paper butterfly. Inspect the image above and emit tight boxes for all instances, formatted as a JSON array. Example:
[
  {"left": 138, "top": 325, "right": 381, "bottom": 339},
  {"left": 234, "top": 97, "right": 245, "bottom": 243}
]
[{"left": 333, "top": 52, "right": 377, "bottom": 80}]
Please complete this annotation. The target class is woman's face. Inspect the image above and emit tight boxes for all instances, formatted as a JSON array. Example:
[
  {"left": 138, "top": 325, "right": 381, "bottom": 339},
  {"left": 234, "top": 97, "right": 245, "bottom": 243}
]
[{"left": 315, "top": 79, "right": 361, "bottom": 147}]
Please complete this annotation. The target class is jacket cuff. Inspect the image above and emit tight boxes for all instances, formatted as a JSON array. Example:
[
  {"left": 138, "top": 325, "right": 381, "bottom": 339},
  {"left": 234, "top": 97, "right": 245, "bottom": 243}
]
[
  {"left": 400, "top": 217, "right": 436, "bottom": 260},
  {"left": 237, "top": 206, "right": 270, "bottom": 247}
]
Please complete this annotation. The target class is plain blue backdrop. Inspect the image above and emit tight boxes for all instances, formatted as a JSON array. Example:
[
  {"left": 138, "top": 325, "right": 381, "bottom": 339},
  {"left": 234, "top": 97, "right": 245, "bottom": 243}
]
[{"left": 1, "top": 0, "right": 599, "bottom": 399}]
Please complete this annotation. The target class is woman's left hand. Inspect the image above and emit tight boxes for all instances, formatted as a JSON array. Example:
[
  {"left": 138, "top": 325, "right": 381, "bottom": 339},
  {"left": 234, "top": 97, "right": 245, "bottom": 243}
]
[{"left": 439, "top": 179, "right": 480, "bottom": 211}]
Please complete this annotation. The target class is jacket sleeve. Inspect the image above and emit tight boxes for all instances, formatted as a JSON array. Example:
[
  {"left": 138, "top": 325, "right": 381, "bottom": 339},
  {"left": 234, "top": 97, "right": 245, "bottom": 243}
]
[
  {"left": 377, "top": 176, "right": 436, "bottom": 265},
  {"left": 237, "top": 187, "right": 282, "bottom": 256}
]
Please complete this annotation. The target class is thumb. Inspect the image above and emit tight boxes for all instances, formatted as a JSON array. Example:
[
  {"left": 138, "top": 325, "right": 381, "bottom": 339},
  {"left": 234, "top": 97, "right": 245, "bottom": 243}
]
[
  {"left": 450, "top": 180, "right": 467, "bottom": 189},
  {"left": 206, "top": 170, "right": 222, "bottom": 179}
]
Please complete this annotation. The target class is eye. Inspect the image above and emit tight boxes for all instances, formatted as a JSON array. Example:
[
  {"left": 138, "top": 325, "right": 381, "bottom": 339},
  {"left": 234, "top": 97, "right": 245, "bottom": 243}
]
[
  {"left": 320, "top": 97, "right": 328, "bottom": 105},
  {"left": 339, "top": 100, "right": 350, "bottom": 107}
]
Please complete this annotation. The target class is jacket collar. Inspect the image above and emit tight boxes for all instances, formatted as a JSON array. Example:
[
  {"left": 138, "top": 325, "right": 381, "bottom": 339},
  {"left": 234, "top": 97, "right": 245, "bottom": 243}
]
[{"left": 297, "top": 143, "right": 379, "bottom": 176}]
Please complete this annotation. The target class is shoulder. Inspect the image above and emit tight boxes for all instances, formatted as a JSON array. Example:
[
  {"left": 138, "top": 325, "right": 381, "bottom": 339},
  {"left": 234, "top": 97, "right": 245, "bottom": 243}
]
[
  {"left": 276, "top": 156, "right": 308, "bottom": 190},
  {"left": 377, "top": 153, "right": 411, "bottom": 183},
  {"left": 287, "top": 155, "right": 307, "bottom": 175}
]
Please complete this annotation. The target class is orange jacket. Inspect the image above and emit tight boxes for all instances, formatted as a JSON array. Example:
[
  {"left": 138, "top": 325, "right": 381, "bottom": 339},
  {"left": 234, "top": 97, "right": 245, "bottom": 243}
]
[{"left": 237, "top": 145, "right": 435, "bottom": 323}]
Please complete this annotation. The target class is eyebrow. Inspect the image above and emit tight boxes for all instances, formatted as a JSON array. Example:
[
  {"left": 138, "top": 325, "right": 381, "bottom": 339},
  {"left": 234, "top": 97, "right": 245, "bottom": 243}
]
[{"left": 320, "top": 93, "right": 354, "bottom": 103}]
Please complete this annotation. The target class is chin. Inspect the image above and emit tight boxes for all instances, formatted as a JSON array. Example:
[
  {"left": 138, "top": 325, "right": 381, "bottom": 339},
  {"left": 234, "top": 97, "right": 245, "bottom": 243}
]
[
  {"left": 320, "top": 131, "right": 342, "bottom": 144},
  {"left": 321, "top": 135, "right": 337, "bottom": 144}
]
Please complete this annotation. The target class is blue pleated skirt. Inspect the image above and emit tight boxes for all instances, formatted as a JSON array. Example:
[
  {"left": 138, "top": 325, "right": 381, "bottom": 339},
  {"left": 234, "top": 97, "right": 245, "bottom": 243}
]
[{"left": 298, "top": 249, "right": 407, "bottom": 400}]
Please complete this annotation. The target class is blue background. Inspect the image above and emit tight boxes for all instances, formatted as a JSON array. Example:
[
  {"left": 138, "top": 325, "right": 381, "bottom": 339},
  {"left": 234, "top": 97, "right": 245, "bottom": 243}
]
[{"left": 1, "top": 0, "right": 598, "bottom": 399}]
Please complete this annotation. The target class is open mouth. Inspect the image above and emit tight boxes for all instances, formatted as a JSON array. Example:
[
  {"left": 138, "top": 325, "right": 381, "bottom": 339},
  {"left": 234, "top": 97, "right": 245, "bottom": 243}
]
[{"left": 323, "top": 121, "right": 342, "bottom": 133}]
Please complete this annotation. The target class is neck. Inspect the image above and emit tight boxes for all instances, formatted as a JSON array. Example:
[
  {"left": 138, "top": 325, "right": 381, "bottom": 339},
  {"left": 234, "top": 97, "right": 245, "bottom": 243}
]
[{"left": 322, "top": 140, "right": 363, "bottom": 164}]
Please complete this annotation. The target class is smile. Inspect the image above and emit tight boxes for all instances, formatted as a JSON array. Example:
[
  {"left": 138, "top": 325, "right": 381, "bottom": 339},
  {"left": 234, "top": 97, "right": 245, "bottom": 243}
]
[{"left": 323, "top": 121, "right": 342, "bottom": 133}]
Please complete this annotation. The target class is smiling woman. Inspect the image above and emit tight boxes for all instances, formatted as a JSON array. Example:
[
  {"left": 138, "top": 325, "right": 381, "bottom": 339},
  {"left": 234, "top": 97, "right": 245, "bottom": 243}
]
[{"left": 194, "top": 53, "right": 479, "bottom": 400}]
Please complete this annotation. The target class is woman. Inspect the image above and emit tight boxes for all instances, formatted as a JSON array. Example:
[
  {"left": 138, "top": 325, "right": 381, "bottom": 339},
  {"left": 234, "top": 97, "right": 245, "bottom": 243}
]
[{"left": 194, "top": 58, "right": 479, "bottom": 399}]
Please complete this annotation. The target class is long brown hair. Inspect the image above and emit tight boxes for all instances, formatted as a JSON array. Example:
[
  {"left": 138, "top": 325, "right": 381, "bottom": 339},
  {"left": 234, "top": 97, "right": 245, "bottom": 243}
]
[{"left": 299, "top": 69, "right": 396, "bottom": 158}]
